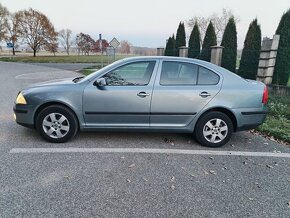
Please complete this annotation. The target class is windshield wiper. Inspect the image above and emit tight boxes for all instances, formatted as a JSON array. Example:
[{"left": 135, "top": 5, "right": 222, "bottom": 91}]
[{"left": 73, "top": 76, "right": 84, "bottom": 83}]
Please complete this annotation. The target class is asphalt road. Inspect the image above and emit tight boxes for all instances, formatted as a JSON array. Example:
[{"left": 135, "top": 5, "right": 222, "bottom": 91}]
[{"left": 0, "top": 61, "right": 289, "bottom": 218}]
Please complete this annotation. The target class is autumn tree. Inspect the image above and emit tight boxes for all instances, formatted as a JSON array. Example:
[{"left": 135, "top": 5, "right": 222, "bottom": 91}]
[
  {"left": 238, "top": 19, "right": 261, "bottom": 79},
  {"left": 76, "top": 32, "right": 95, "bottom": 55},
  {"left": 188, "top": 8, "right": 239, "bottom": 44},
  {"left": 45, "top": 40, "right": 58, "bottom": 56},
  {"left": 94, "top": 39, "right": 109, "bottom": 54},
  {"left": 0, "top": 3, "right": 8, "bottom": 42},
  {"left": 18, "top": 8, "right": 57, "bottom": 57},
  {"left": 200, "top": 21, "right": 217, "bottom": 62},
  {"left": 119, "top": 40, "right": 131, "bottom": 54},
  {"left": 188, "top": 22, "right": 201, "bottom": 58},
  {"left": 4, "top": 12, "right": 22, "bottom": 55},
  {"left": 221, "top": 17, "right": 237, "bottom": 73},
  {"left": 272, "top": 9, "right": 290, "bottom": 85},
  {"left": 58, "top": 29, "right": 73, "bottom": 55},
  {"left": 175, "top": 22, "right": 186, "bottom": 56}
]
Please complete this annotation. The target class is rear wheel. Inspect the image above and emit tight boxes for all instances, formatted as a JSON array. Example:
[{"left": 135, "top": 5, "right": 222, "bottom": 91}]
[
  {"left": 36, "top": 105, "right": 78, "bottom": 143},
  {"left": 194, "top": 111, "right": 233, "bottom": 147}
]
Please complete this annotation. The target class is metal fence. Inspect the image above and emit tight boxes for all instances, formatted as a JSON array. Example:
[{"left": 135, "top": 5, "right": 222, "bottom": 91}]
[{"left": 267, "top": 84, "right": 290, "bottom": 96}]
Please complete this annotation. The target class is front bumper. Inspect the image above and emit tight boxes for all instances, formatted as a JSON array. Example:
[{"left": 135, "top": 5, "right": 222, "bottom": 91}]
[{"left": 13, "top": 104, "right": 36, "bottom": 128}]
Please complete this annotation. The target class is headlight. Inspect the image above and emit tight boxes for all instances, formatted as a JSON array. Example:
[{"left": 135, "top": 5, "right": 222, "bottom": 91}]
[{"left": 16, "top": 92, "right": 27, "bottom": 104}]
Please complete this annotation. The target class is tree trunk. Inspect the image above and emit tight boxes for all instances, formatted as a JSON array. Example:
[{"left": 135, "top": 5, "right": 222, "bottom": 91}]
[
  {"left": 12, "top": 47, "right": 15, "bottom": 56},
  {"left": 33, "top": 49, "right": 36, "bottom": 57}
]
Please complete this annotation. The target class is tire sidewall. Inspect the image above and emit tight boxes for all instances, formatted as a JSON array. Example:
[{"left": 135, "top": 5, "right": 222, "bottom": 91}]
[
  {"left": 194, "top": 111, "right": 233, "bottom": 147},
  {"left": 36, "top": 105, "right": 78, "bottom": 143}
]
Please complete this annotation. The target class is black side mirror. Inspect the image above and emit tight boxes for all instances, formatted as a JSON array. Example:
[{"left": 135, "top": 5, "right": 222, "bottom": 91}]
[{"left": 94, "top": 78, "right": 107, "bottom": 87}]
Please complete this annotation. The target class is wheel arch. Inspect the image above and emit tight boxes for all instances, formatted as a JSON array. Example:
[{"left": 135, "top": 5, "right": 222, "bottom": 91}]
[
  {"left": 33, "top": 101, "right": 80, "bottom": 129},
  {"left": 196, "top": 107, "right": 238, "bottom": 132}
]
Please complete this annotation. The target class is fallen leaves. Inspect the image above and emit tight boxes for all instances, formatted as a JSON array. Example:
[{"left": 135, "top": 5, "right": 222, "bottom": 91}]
[
  {"left": 164, "top": 138, "right": 175, "bottom": 146},
  {"left": 266, "top": 164, "right": 274, "bottom": 169},
  {"left": 128, "top": 163, "right": 136, "bottom": 168}
]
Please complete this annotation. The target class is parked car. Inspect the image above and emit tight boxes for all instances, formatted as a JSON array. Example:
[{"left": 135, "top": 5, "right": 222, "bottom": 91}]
[{"left": 14, "top": 56, "right": 268, "bottom": 147}]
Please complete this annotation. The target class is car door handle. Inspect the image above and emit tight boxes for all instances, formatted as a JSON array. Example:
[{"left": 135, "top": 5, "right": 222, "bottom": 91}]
[
  {"left": 199, "top": 92, "right": 211, "bottom": 98},
  {"left": 137, "top": 92, "right": 150, "bottom": 97}
]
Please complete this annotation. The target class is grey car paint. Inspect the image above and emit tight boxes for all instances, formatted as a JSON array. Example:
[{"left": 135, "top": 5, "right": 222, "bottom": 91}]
[{"left": 14, "top": 56, "right": 267, "bottom": 135}]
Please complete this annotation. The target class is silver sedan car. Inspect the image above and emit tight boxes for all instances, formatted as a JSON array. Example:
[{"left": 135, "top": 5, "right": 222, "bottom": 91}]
[{"left": 14, "top": 56, "right": 268, "bottom": 147}]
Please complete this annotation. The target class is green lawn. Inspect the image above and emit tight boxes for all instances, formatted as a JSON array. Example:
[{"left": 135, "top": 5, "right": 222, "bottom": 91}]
[
  {"left": 0, "top": 55, "right": 130, "bottom": 63},
  {"left": 257, "top": 94, "right": 290, "bottom": 143}
]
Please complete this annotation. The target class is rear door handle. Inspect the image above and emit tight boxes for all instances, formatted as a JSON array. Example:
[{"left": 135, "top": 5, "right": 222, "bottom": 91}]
[
  {"left": 199, "top": 92, "right": 211, "bottom": 98},
  {"left": 137, "top": 92, "right": 150, "bottom": 97}
]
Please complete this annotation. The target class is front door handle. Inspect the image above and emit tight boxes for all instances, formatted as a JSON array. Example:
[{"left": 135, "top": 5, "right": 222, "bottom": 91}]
[
  {"left": 137, "top": 92, "right": 150, "bottom": 97},
  {"left": 199, "top": 92, "right": 211, "bottom": 98}
]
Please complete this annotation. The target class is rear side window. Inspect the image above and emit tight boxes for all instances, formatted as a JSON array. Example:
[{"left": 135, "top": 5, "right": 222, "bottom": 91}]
[
  {"left": 160, "top": 62, "right": 198, "bottom": 85},
  {"left": 197, "top": 67, "right": 219, "bottom": 85}
]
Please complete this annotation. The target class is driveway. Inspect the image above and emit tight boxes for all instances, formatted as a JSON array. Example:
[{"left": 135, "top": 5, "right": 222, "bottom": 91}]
[{"left": 0, "top": 61, "right": 289, "bottom": 217}]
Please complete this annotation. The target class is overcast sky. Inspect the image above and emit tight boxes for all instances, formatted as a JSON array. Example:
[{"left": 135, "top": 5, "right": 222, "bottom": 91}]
[{"left": 1, "top": 0, "right": 289, "bottom": 48}]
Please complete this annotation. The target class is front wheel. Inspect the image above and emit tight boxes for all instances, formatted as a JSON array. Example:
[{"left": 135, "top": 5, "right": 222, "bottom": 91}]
[
  {"left": 194, "top": 111, "right": 233, "bottom": 147},
  {"left": 36, "top": 105, "right": 78, "bottom": 143}
]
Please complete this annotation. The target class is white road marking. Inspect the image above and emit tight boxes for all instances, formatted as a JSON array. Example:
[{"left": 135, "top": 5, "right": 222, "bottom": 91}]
[{"left": 9, "top": 147, "right": 290, "bottom": 158}]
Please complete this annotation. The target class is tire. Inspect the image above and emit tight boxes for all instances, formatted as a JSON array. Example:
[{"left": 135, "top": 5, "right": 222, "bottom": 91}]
[
  {"left": 36, "top": 105, "right": 78, "bottom": 143},
  {"left": 194, "top": 111, "right": 233, "bottom": 147}
]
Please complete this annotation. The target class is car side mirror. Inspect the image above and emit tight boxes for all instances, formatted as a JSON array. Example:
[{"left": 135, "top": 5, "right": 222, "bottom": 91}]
[{"left": 94, "top": 78, "right": 107, "bottom": 87}]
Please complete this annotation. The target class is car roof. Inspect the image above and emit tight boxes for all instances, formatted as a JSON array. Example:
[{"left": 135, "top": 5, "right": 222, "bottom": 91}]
[{"left": 122, "top": 56, "right": 223, "bottom": 71}]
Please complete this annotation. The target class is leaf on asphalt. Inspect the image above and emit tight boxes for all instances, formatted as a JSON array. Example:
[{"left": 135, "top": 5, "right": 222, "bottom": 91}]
[
  {"left": 143, "top": 177, "right": 148, "bottom": 182},
  {"left": 249, "top": 198, "right": 254, "bottom": 201},
  {"left": 266, "top": 164, "right": 274, "bottom": 169},
  {"left": 231, "top": 144, "right": 235, "bottom": 147},
  {"left": 126, "top": 179, "right": 131, "bottom": 183},
  {"left": 209, "top": 156, "right": 214, "bottom": 160},
  {"left": 243, "top": 161, "right": 247, "bottom": 165},
  {"left": 128, "top": 163, "right": 136, "bottom": 168},
  {"left": 171, "top": 184, "right": 175, "bottom": 190},
  {"left": 164, "top": 138, "right": 175, "bottom": 146},
  {"left": 287, "top": 202, "right": 290, "bottom": 208},
  {"left": 209, "top": 170, "right": 217, "bottom": 175},
  {"left": 120, "top": 156, "right": 125, "bottom": 159},
  {"left": 190, "top": 174, "right": 196, "bottom": 178},
  {"left": 204, "top": 171, "right": 209, "bottom": 175},
  {"left": 264, "top": 142, "right": 269, "bottom": 145},
  {"left": 222, "top": 167, "right": 227, "bottom": 170},
  {"left": 63, "top": 176, "right": 69, "bottom": 179},
  {"left": 171, "top": 176, "right": 175, "bottom": 182}
]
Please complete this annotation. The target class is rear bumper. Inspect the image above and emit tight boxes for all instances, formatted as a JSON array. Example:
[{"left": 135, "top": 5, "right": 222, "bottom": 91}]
[
  {"left": 13, "top": 104, "right": 36, "bottom": 129},
  {"left": 235, "top": 107, "right": 268, "bottom": 131}
]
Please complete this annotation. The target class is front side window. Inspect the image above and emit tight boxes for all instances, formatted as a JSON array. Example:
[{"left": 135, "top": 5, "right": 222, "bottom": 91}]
[
  {"left": 160, "top": 61, "right": 198, "bottom": 85},
  {"left": 104, "top": 61, "right": 156, "bottom": 86}
]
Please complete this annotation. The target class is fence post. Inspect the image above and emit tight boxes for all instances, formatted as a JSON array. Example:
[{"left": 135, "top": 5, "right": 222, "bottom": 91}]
[
  {"left": 210, "top": 46, "right": 224, "bottom": 66},
  {"left": 179, "top": 46, "right": 189, "bottom": 57},
  {"left": 256, "top": 35, "right": 280, "bottom": 84},
  {"left": 157, "top": 47, "right": 165, "bottom": 56}
]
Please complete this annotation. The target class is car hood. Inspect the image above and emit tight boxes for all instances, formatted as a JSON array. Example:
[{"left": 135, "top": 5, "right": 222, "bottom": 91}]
[{"left": 27, "top": 77, "right": 75, "bottom": 88}]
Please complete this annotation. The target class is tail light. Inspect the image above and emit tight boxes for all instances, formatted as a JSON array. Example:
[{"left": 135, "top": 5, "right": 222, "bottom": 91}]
[{"left": 262, "top": 86, "right": 268, "bottom": 104}]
